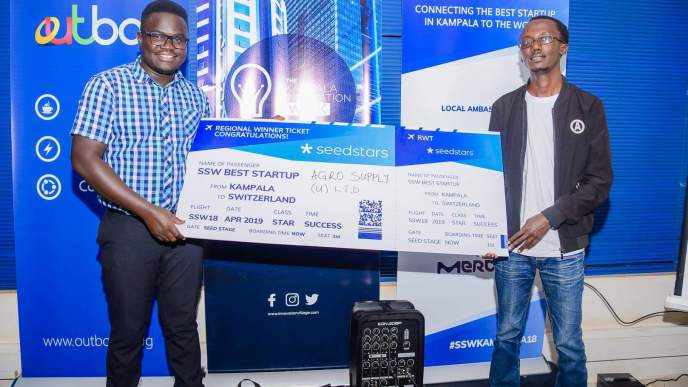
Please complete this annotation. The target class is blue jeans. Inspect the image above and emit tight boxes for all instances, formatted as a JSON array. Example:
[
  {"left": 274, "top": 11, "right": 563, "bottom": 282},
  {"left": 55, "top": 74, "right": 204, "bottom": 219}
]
[{"left": 489, "top": 251, "right": 587, "bottom": 387}]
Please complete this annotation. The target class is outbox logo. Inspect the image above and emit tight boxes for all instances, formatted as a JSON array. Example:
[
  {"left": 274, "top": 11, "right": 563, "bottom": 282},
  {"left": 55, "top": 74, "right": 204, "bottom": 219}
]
[{"left": 35, "top": 4, "right": 139, "bottom": 46}]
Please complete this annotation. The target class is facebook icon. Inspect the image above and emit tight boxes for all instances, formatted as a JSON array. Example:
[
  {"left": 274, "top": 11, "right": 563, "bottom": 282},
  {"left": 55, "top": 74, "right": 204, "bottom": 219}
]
[{"left": 267, "top": 293, "right": 276, "bottom": 308}]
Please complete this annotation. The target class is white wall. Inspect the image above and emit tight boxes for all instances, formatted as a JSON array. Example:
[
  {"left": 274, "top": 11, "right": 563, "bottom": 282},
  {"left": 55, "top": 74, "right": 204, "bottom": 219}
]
[
  {"left": 573, "top": 274, "right": 688, "bottom": 381},
  {"left": 0, "top": 291, "right": 20, "bottom": 379},
  {"left": 1, "top": 273, "right": 687, "bottom": 381}
]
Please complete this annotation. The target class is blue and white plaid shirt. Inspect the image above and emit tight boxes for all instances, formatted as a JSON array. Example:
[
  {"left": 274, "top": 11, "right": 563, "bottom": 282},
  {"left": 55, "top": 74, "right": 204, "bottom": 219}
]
[{"left": 71, "top": 56, "right": 211, "bottom": 213}]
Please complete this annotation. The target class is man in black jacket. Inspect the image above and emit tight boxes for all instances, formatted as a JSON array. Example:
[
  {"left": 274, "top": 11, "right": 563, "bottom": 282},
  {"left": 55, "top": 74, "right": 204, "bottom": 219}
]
[{"left": 487, "top": 16, "right": 612, "bottom": 386}]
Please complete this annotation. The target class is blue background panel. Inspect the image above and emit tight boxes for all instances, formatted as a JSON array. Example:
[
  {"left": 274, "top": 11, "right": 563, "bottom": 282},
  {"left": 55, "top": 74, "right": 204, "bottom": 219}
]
[
  {"left": 3, "top": 1, "right": 688, "bottom": 290},
  {"left": 567, "top": 0, "right": 688, "bottom": 274},
  {"left": 203, "top": 242, "right": 380, "bottom": 371},
  {"left": 0, "top": 0, "right": 14, "bottom": 289}
]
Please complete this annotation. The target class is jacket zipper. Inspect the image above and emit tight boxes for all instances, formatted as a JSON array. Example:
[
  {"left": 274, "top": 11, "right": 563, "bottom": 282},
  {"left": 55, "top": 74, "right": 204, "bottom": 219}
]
[{"left": 552, "top": 103, "right": 565, "bottom": 258}]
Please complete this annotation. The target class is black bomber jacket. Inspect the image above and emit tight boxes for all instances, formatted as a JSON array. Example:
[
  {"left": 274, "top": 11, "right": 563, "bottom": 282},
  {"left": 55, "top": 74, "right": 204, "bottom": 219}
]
[{"left": 488, "top": 79, "right": 613, "bottom": 253}]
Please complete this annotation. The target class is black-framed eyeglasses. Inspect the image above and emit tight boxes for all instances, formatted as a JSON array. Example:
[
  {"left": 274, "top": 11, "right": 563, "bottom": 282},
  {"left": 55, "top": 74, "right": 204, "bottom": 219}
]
[
  {"left": 519, "top": 34, "right": 564, "bottom": 49},
  {"left": 141, "top": 30, "right": 189, "bottom": 49}
]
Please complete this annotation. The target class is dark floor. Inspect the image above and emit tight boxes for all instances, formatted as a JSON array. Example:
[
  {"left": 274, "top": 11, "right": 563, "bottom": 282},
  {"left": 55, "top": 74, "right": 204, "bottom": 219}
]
[{"left": 430, "top": 362, "right": 557, "bottom": 387}]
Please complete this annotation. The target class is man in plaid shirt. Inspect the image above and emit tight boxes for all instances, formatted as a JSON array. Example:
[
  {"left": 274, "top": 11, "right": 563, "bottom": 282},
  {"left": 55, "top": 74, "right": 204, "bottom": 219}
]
[{"left": 71, "top": 1, "right": 210, "bottom": 386}]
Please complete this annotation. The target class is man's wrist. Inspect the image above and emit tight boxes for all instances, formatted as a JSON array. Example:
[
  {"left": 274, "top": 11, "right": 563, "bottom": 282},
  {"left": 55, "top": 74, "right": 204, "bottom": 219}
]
[
  {"left": 541, "top": 206, "right": 565, "bottom": 229},
  {"left": 131, "top": 200, "right": 155, "bottom": 220}
]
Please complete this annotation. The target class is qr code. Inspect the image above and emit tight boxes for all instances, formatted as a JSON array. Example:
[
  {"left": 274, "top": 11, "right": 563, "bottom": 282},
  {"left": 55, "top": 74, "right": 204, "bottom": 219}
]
[
  {"left": 359, "top": 212, "right": 383, "bottom": 227},
  {"left": 358, "top": 200, "right": 382, "bottom": 240}
]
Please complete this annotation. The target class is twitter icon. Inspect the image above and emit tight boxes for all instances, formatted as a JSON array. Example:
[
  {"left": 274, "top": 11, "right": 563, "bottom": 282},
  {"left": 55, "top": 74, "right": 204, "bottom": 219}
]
[{"left": 305, "top": 294, "right": 319, "bottom": 305}]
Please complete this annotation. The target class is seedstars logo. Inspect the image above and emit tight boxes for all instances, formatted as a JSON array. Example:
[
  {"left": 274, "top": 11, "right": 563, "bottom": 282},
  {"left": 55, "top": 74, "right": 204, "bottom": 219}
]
[
  {"left": 300, "top": 143, "right": 390, "bottom": 159},
  {"left": 35, "top": 4, "right": 140, "bottom": 46}
]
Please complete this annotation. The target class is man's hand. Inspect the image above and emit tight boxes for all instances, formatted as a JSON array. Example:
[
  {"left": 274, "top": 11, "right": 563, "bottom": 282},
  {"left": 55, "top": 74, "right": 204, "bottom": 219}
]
[
  {"left": 508, "top": 213, "right": 551, "bottom": 252},
  {"left": 140, "top": 204, "right": 186, "bottom": 243},
  {"left": 480, "top": 252, "right": 498, "bottom": 260}
]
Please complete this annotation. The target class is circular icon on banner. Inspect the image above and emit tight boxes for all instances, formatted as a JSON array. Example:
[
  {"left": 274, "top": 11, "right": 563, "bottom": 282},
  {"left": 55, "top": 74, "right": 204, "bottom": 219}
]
[
  {"left": 36, "top": 174, "right": 62, "bottom": 200},
  {"left": 224, "top": 34, "right": 357, "bottom": 123},
  {"left": 35, "top": 136, "right": 61, "bottom": 162},
  {"left": 35, "top": 94, "right": 61, "bottom": 121},
  {"left": 570, "top": 119, "right": 585, "bottom": 134}
]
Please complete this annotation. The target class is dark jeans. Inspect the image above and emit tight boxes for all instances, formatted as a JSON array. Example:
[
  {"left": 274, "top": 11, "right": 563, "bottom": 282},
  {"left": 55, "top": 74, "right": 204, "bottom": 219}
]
[{"left": 98, "top": 210, "right": 204, "bottom": 387}]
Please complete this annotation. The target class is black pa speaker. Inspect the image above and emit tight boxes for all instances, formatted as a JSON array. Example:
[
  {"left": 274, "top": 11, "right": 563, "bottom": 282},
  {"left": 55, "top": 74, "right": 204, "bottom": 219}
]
[
  {"left": 597, "top": 373, "right": 644, "bottom": 387},
  {"left": 349, "top": 300, "right": 424, "bottom": 387}
]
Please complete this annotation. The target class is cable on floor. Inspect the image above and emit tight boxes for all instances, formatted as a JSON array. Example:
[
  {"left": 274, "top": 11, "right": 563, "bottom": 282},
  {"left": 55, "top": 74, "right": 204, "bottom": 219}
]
[
  {"left": 584, "top": 282, "right": 688, "bottom": 326},
  {"left": 644, "top": 373, "right": 688, "bottom": 386}
]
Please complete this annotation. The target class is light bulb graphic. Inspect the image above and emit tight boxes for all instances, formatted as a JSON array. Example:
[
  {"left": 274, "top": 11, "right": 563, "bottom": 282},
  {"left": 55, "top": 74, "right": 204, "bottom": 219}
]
[{"left": 230, "top": 64, "right": 272, "bottom": 118}]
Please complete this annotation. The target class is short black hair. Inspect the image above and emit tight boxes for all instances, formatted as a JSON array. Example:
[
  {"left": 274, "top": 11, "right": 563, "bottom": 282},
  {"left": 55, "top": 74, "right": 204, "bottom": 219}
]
[
  {"left": 141, "top": 0, "right": 188, "bottom": 27},
  {"left": 529, "top": 15, "right": 569, "bottom": 44}
]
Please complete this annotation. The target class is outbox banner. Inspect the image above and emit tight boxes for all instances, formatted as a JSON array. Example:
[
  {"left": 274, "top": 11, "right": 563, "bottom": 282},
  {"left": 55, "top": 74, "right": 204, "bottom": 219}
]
[
  {"left": 401, "top": 0, "right": 569, "bottom": 132},
  {"left": 175, "top": 120, "right": 509, "bottom": 256},
  {"left": 11, "top": 0, "right": 194, "bottom": 376}
]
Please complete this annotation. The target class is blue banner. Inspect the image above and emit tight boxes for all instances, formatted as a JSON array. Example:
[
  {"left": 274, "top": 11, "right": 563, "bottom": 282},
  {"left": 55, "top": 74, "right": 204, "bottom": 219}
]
[
  {"left": 203, "top": 244, "right": 379, "bottom": 371},
  {"left": 196, "top": 1, "right": 382, "bottom": 125},
  {"left": 11, "top": 0, "right": 194, "bottom": 376},
  {"left": 192, "top": 0, "right": 385, "bottom": 370},
  {"left": 401, "top": 0, "right": 569, "bottom": 132},
  {"left": 403, "top": 0, "right": 569, "bottom": 74},
  {"left": 425, "top": 300, "right": 546, "bottom": 366}
]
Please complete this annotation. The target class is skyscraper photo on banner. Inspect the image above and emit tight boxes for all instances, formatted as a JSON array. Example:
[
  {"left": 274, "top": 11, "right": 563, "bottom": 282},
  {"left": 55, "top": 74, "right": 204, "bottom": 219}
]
[
  {"left": 399, "top": 0, "right": 569, "bottom": 371},
  {"left": 195, "top": 0, "right": 382, "bottom": 124}
]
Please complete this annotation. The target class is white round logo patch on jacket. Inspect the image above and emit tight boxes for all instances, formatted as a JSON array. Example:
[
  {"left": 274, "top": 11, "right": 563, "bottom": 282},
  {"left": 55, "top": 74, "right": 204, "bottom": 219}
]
[{"left": 570, "top": 119, "right": 585, "bottom": 134}]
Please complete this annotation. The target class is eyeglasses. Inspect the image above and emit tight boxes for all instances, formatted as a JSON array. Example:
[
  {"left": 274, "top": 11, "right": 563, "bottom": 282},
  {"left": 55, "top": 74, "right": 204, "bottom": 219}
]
[
  {"left": 141, "top": 30, "right": 188, "bottom": 49},
  {"left": 519, "top": 34, "right": 564, "bottom": 49}
]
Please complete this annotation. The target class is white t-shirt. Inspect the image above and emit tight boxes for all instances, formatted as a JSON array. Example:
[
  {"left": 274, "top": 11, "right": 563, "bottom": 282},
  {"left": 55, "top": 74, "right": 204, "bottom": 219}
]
[{"left": 521, "top": 91, "right": 563, "bottom": 257}]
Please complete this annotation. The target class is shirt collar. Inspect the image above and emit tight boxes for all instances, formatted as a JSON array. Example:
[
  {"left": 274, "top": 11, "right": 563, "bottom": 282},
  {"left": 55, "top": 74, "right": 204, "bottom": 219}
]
[{"left": 132, "top": 56, "right": 183, "bottom": 86}]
